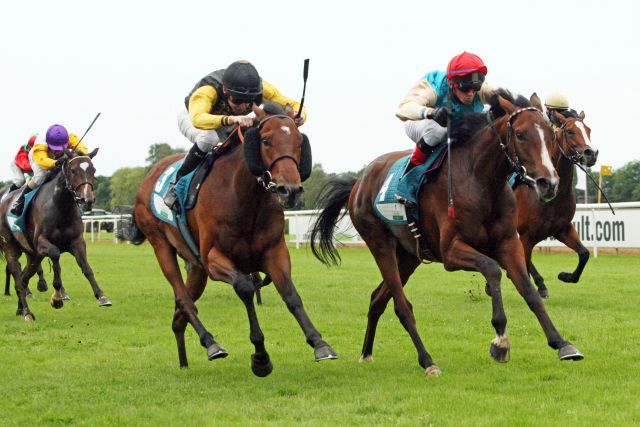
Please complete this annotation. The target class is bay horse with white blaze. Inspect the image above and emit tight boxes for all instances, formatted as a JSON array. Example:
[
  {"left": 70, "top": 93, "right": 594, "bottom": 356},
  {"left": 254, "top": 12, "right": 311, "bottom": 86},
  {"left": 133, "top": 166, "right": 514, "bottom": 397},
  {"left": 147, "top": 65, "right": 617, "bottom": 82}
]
[
  {"left": 122, "top": 103, "right": 337, "bottom": 376},
  {"left": 311, "top": 92, "right": 583, "bottom": 376},
  {"left": 0, "top": 148, "right": 112, "bottom": 321},
  {"left": 516, "top": 107, "right": 597, "bottom": 298}
]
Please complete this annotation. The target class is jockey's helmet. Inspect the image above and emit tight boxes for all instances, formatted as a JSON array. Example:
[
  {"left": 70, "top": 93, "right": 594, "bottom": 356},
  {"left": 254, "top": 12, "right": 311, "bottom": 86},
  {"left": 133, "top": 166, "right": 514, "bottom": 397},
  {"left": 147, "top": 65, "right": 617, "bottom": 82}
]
[
  {"left": 446, "top": 52, "right": 487, "bottom": 89},
  {"left": 46, "top": 124, "right": 69, "bottom": 151},
  {"left": 544, "top": 91, "right": 569, "bottom": 110},
  {"left": 222, "top": 60, "right": 263, "bottom": 101}
]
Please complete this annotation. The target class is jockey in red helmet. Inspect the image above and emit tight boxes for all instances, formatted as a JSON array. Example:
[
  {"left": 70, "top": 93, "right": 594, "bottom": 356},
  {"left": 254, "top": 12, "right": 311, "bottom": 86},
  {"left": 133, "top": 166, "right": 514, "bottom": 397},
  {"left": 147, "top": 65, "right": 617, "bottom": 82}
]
[
  {"left": 396, "top": 52, "right": 498, "bottom": 167},
  {"left": 8, "top": 134, "right": 38, "bottom": 192}
]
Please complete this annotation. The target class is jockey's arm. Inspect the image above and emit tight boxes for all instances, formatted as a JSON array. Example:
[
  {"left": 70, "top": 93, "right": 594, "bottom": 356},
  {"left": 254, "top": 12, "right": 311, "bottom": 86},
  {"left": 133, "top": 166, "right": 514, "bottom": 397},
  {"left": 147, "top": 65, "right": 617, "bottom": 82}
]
[
  {"left": 68, "top": 133, "right": 89, "bottom": 155},
  {"left": 395, "top": 78, "right": 438, "bottom": 121},
  {"left": 262, "top": 80, "right": 307, "bottom": 124},
  {"left": 31, "top": 144, "right": 57, "bottom": 170},
  {"left": 188, "top": 86, "right": 234, "bottom": 130}
]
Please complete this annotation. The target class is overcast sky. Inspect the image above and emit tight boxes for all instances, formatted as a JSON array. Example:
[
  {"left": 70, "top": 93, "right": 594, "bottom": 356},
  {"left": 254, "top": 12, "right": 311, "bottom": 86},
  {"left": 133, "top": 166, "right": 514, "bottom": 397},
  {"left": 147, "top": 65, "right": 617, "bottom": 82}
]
[{"left": 1, "top": 0, "right": 638, "bottom": 181}]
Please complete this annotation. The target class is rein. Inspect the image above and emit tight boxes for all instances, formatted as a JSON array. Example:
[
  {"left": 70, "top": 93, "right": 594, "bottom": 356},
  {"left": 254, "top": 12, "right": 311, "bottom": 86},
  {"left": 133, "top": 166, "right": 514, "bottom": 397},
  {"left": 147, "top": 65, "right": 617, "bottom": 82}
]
[{"left": 490, "top": 106, "right": 541, "bottom": 187}]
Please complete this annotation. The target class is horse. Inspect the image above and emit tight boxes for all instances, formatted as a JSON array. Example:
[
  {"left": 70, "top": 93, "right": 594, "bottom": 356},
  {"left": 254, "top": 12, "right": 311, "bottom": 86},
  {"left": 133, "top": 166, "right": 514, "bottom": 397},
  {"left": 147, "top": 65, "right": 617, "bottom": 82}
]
[
  {"left": 515, "top": 109, "right": 597, "bottom": 298},
  {"left": 121, "top": 103, "right": 337, "bottom": 376},
  {"left": 310, "top": 92, "right": 584, "bottom": 376},
  {"left": 0, "top": 148, "right": 112, "bottom": 321},
  {"left": 4, "top": 260, "right": 49, "bottom": 296}
]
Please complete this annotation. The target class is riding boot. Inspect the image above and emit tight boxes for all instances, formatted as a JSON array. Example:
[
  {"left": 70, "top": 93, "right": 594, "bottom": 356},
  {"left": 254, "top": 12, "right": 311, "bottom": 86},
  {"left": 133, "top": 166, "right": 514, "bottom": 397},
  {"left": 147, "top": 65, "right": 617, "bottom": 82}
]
[
  {"left": 163, "top": 144, "right": 207, "bottom": 210},
  {"left": 8, "top": 183, "right": 19, "bottom": 193},
  {"left": 9, "top": 185, "right": 34, "bottom": 216},
  {"left": 405, "top": 139, "right": 435, "bottom": 174}
]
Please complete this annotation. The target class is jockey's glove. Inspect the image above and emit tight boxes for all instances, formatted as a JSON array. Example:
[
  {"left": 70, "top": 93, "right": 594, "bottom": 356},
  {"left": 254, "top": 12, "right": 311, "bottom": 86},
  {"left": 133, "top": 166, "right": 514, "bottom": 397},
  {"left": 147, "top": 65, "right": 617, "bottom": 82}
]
[
  {"left": 427, "top": 107, "right": 452, "bottom": 127},
  {"left": 54, "top": 159, "right": 65, "bottom": 168}
]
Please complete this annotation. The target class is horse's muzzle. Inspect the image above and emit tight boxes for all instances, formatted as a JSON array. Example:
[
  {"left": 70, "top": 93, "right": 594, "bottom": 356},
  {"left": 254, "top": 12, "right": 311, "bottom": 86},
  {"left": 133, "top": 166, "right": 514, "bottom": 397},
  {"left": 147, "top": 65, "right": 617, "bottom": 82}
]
[
  {"left": 276, "top": 185, "right": 303, "bottom": 209},
  {"left": 583, "top": 147, "right": 598, "bottom": 167},
  {"left": 535, "top": 177, "right": 558, "bottom": 203}
]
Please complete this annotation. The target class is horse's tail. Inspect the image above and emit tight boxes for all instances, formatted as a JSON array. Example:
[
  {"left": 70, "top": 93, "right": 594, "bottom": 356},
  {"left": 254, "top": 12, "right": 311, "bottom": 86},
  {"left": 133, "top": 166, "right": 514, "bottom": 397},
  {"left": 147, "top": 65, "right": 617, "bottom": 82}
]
[
  {"left": 310, "top": 174, "right": 358, "bottom": 266},
  {"left": 117, "top": 211, "right": 147, "bottom": 245}
]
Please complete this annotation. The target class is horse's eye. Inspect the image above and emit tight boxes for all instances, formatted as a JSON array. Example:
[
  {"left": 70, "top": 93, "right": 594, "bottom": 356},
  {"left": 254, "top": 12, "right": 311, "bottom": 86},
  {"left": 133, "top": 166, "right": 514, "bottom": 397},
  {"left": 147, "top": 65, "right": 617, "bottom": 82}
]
[
  {"left": 515, "top": 132, "right": 525, "bottom": 140},
  {"left": 261, "top": 138, "right": 270, "bottom": 147},
  {"left": 71, "top": 169, "right": 76, "bottom": 175},
  {"left": 567, "top": 129, "right": 575, "bottom": 135}
]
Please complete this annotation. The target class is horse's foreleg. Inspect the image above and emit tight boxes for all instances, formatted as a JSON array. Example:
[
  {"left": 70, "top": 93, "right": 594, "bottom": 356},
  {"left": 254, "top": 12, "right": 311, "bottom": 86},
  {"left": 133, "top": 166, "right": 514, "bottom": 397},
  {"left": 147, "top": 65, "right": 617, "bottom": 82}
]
[
  {"left": 69, "top": 238, "right": 111, "bottom": 306},
  {"left": 35, "top": 236, "right": 66, "bottom": 308},
  {"left": 554, "top": 225, "right": 589, "bottom": 284},
  {"left": 521, "top": 237, "right": 549, "bottom": 298},
  {"left": 361, "top": 247, "right": 420, "bottom": 362},
  {"left": 206, "top": 247, "right": 270, "bottom": 376},
  {"left": 442, "top": 239, "right": 510, "bottom": 363},
  {"left": 4, "top": 265, "right": 10, "bottom": 296},
  {"left": 497, "top": 236, "right": 583, "bottom": 361},
  {"left": 262, "top": 243, "right": 338, "bottom": 363},
  {"left": 35, "top": 263, "right": 49, "bottom": 293}
]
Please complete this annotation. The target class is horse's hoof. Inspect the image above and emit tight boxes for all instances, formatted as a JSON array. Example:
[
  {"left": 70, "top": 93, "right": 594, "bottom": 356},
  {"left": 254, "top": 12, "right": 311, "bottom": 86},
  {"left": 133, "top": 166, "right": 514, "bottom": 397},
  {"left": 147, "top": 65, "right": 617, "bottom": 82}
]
[
  {"left": 207, "top": 343, "right": 228, "bottom": 361},
  {"left": 314, "top": 343, "right": 338, "bottom": 362},
  {"left": 484, "top": 283, "right": 491, "bottom": 296},
  {"left": 50, "top": 297, "right": 64, "bottom": 309},
  {"left": 425, "top": 365, "right": 442, "bottom": 377},
  {"left": 559, "top": 344, "right": 584, "bottom": 361},
  {"left": 489, "top": 342, "right": 510, "bottom": 363},
  {"left": 359, "top": 354, "right": 373, "bottom": 363},
  {"left": 24, "top": 313, "right": 35, "bottom": 322},
  {"left": 37, "top": 280, "right": 48, "bottom": 292},
  {"left": 558, "top": 272, "right": 578, "bottom": 283},
  {"left": 538, "top": 288, "right": 549, "bottom": 299},
  {"left": 98, "top": 296, "right": 112, "bottom": 306},
  {"left": 251, "top": 353, "right": 273, "bottom": 377}
]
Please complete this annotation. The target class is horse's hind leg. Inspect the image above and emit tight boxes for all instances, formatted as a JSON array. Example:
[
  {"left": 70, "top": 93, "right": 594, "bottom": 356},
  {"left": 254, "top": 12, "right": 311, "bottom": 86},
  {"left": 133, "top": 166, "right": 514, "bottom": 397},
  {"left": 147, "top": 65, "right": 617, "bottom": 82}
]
[
  {"left": 554, "top": 225, "right": 589, "bottom": 284},
  {"left": 443, "top": 239, "right": 510, "bottom": 363},
  {"left": 522, "top": 239, "right": 549, "bottom": 298},
  {"left": 36, "top": 263, "right": 49, "bottom": 293},
  {"left": 206, "top": 247, "right": 271, "bottom": 377},
  {"left": 261, "top": 243, "right": 338, "bottom": 364},
  {"left": 69, "top": 237, "right": 111, "bottom": 306},
  {"left": 497, "top": 236, "right": 583, "bottom": 361},
  {"left": 4, "top": 265, "right": 11, "bottom": 296},
  {"left": 361, "top": 247, "right": 420, "bottom": 362}
]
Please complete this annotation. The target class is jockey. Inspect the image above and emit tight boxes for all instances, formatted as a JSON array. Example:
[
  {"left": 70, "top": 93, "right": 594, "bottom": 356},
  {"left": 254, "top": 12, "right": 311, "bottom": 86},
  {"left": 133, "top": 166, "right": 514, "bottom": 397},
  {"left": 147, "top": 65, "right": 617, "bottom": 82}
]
[
  {"left": 396, "top": 51, "right": 497, "bottom": 167},
  {"left": 8, "top": 134, "right": 38, "bottom": 192},
  {"left": 9, "top": 124, "right": 89, "bottom": 216},
  {"left": 164, "top": 60, "right": 307, "bottom": 209},
  {"left": 544, "top": 90, "right": 575, "bottom": 127}
]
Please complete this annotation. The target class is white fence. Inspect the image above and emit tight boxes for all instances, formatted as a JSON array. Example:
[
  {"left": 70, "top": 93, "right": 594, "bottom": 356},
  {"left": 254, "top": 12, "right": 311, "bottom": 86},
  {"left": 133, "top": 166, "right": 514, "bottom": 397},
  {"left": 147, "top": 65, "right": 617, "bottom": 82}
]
[
  {"left": 285, "top": 202, "right": 640, "bottom": 252},
  {"left": 82, "top": 214, "right": 131, "bottom": 243}
]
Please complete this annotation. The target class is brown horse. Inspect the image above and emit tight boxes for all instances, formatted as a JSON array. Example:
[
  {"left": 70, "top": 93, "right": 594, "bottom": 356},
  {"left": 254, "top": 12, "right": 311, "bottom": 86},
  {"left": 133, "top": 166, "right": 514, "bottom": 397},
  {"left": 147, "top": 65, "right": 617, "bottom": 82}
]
[
  {"left": 121, "top": 103, "right": 337, "bottom": 376},
  {"left": 516, "top": 109, "right": 597, "bottom": 298},
  {"left": 0, "top": 149, "right": 111, "bottom": 321},
  {"left": 311, "top": 92, "right": 583, "bottom": 376}
]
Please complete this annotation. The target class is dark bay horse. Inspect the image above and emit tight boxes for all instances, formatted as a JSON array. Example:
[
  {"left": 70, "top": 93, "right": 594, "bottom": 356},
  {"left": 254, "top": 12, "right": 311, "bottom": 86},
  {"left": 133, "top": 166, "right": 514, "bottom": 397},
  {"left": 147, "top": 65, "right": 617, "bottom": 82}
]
[
  {"left": 122, "top": 103, "right": 337, "bottom": 376},
  {"left": 516, "top": 109, "right": 597, "bottom": 298},
  {"left": 311, "top": 92, "right": 583, "bottom": 376},
  {"left": 0, "top": 149, "right": 112, "bottom": 321}
]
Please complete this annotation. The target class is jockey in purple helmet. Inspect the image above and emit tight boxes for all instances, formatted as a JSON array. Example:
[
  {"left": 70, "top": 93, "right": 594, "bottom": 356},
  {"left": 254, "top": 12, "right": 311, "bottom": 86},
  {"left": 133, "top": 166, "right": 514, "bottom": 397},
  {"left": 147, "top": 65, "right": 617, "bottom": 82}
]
[{"left": 9, "top": 124, "right": 88, "bottom": 216}]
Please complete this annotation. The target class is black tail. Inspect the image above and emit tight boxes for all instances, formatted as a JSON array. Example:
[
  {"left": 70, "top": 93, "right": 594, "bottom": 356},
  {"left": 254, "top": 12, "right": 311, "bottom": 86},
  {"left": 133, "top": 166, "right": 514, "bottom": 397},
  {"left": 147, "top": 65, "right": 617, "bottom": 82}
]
[
  {"left": 310, "top": 174, "right": 358, "bottom": 266},
  {"left": 117, "top": 211, "right": 147, "bottom": 245}
]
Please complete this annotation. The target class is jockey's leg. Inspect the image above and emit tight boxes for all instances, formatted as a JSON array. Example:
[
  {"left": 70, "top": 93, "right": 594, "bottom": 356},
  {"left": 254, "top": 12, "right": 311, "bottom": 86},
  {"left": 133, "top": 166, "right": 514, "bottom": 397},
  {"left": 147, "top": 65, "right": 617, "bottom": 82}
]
[
  {"left": 9, "top": 161, "right": 26, "bottom": 192},
  {"left": 404, "top": 119, "right": 446, "bottom": 168},
  {"left": 9, "top": 180, "right": 37, "bottom": 216}
]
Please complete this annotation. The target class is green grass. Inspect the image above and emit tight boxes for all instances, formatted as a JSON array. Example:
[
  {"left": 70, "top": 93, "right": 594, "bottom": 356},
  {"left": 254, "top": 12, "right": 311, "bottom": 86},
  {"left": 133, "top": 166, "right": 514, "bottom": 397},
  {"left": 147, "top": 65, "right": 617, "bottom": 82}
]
[{"left": 1, "top": 244, "right": 639, "bottom": 426}]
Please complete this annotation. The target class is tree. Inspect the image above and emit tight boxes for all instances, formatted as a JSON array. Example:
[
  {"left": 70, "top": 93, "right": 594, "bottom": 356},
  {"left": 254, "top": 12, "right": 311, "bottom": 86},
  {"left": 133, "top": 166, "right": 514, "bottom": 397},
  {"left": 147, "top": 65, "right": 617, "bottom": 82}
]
[
  {"left": 93, "top": 175, "right": 112, "bottom": 209},
  {"left": 609, "top": 160, "right": 640, "bottom": 202},
  {"left": 146, "top": 143, "right": 185, "bottom": 167},
  {"left": 109, "top": 167, "right": 147, "bottom": 208},
  {"left": 298, "top": 163, "right": 328, "bottom": 210}
]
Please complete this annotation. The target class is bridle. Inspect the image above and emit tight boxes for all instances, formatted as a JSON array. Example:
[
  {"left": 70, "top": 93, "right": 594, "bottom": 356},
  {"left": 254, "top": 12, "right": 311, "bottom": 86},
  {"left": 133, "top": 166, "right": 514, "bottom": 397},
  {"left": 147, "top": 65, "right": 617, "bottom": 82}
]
[
  {"left": 61, "top": 156, "right": 94, "bottom": 203},
  {"left": 491, "top": 106, "right": 544, "bottom": 187},
  {"left": 253, "top": 114, "right": 301, "bottom": 193},
  {"left": 552, "top": 118, "right": 586, "bottom": 164}
]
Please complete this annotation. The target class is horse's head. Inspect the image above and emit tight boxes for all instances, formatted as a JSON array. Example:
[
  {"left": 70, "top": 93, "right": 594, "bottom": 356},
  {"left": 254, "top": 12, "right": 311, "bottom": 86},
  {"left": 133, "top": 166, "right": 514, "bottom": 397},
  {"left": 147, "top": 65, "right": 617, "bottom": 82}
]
[
  {"left": 495, "top": 93, "right": 559, "bottom": 202},
  {"left": 552, "top": 110, "right": 598, "bottom": 167},
  {"left": 243, "top": 102, "right": 312, "bottom": 208},
  {"left": 61, "top": 147, "right": 99, "bottom": 210}
]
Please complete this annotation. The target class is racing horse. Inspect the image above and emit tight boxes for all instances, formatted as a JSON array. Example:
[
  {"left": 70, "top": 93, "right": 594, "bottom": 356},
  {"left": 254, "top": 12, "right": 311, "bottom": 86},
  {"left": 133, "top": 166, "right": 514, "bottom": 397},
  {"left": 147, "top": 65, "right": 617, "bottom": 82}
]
[
  {"left": 0, "top": 148, "right": 111, "bottom": 320},
  {"left": 122, "top": 103, "right": 337, "bottom": 376},
  {"left": 515, "top": 108, "right": 597, "bottom": 298},
  {"left": 311, "top": 92, "right": 583, "bottom": 376}
]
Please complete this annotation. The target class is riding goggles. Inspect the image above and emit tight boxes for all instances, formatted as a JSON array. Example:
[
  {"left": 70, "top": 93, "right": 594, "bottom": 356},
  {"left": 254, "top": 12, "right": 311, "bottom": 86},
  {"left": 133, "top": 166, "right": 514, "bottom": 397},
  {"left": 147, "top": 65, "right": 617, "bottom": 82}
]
[
  {"left": 229, "top": 96, "right": 255, "bottom": 105},
  {"left": 456, "top": 81, "right": 483, "bottom": 92}
]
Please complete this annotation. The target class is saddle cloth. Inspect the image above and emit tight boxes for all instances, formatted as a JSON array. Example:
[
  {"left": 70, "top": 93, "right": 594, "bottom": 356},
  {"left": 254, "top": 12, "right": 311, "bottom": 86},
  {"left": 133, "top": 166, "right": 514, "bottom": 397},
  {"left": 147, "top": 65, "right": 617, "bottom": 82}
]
[
  {"left": 373, "top": 143, "right": 447, "bottom": 225},
  {"left": 4, "top": 187, "right": 41, "bottom": 233}
]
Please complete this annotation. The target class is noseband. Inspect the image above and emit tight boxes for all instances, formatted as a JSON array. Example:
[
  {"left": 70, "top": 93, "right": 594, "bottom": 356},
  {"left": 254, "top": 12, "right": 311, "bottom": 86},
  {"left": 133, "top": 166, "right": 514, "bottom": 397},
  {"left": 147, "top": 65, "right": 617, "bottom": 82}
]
[
  {"left": 61, "top": 156, "right": 94, "bottom": 203},
  {"left": 253, "top": 114, "right": 300, "bottom": 193},
  {"left": 491, "top": 107, "right": 544, "bottom": 187}
]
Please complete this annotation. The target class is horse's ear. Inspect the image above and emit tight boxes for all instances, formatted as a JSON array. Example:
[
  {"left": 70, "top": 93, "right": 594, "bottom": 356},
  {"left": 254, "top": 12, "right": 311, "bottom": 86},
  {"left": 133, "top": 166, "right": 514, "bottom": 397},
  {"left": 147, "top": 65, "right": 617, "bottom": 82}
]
[
  {"left": 243, "top": 127, "right": 266, "bottom": 176},
  {"left": 299, "top": 134, "right": 312, "bottom": 181},
  {"left": 579, "top": 110, "right": 585, "bottom": 120},
  {"left": 498, "top": 96, "right": 517, "bottom": 114},
  {"left": 284, "top": 103, "right": 295, "bottom": 119},
  {"left": 88, "top": 148, "right": 99, "bottom": 159},
  {"left": 63, "top": 148, "right": 76, "bottom": 159},
  {"left": 253, "top": 104, "right": 266, "bottom": 121},
  {"left": 553, "top": 110, "right": 567, "bottom": 124},
  {"left": 530, "top": 93, "right": 543, "bottom": 111}
]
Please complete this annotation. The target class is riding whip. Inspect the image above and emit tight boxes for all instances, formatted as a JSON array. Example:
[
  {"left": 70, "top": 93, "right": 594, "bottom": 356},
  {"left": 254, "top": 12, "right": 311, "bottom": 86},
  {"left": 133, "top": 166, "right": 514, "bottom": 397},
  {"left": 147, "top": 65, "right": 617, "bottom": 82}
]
[
  {"left": 77, "top": 112, "right": 101, "bottom": 146},
  {"left": 446, "top": 93, "right": 454, "bottom": 219},
  {"left": 296, "top": 59, "right": 310, "bottom": 119}
]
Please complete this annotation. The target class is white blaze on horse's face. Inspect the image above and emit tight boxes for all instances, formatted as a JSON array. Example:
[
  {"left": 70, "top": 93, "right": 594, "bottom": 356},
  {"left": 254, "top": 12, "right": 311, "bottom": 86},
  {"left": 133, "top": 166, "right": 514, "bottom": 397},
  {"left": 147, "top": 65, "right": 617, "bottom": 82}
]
[
  {"left": 534, "top": 123, "right": 558, "bottom": 182},
  {"left": 79, "top": 162, "right": 90, "bottom": 171},
  {"left": 280, "top": 125, "right": 291, "bottom": 135},
  {"left": 574, "top": 121, "right": 597, "bottom": 152}
]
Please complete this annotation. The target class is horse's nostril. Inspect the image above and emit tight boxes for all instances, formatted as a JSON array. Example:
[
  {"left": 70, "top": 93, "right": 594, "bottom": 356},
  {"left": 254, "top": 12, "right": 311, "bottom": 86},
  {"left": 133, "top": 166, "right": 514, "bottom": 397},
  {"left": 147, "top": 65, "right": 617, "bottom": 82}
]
[
  {"left": 276, "top": 186, "right": 288, "bottom": 196},
  {"left": 584, "top": 149, "right": 594, "bottom": 157},
  {"left": 536, "top": 178, "right": 550, "bottom": 191}
]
